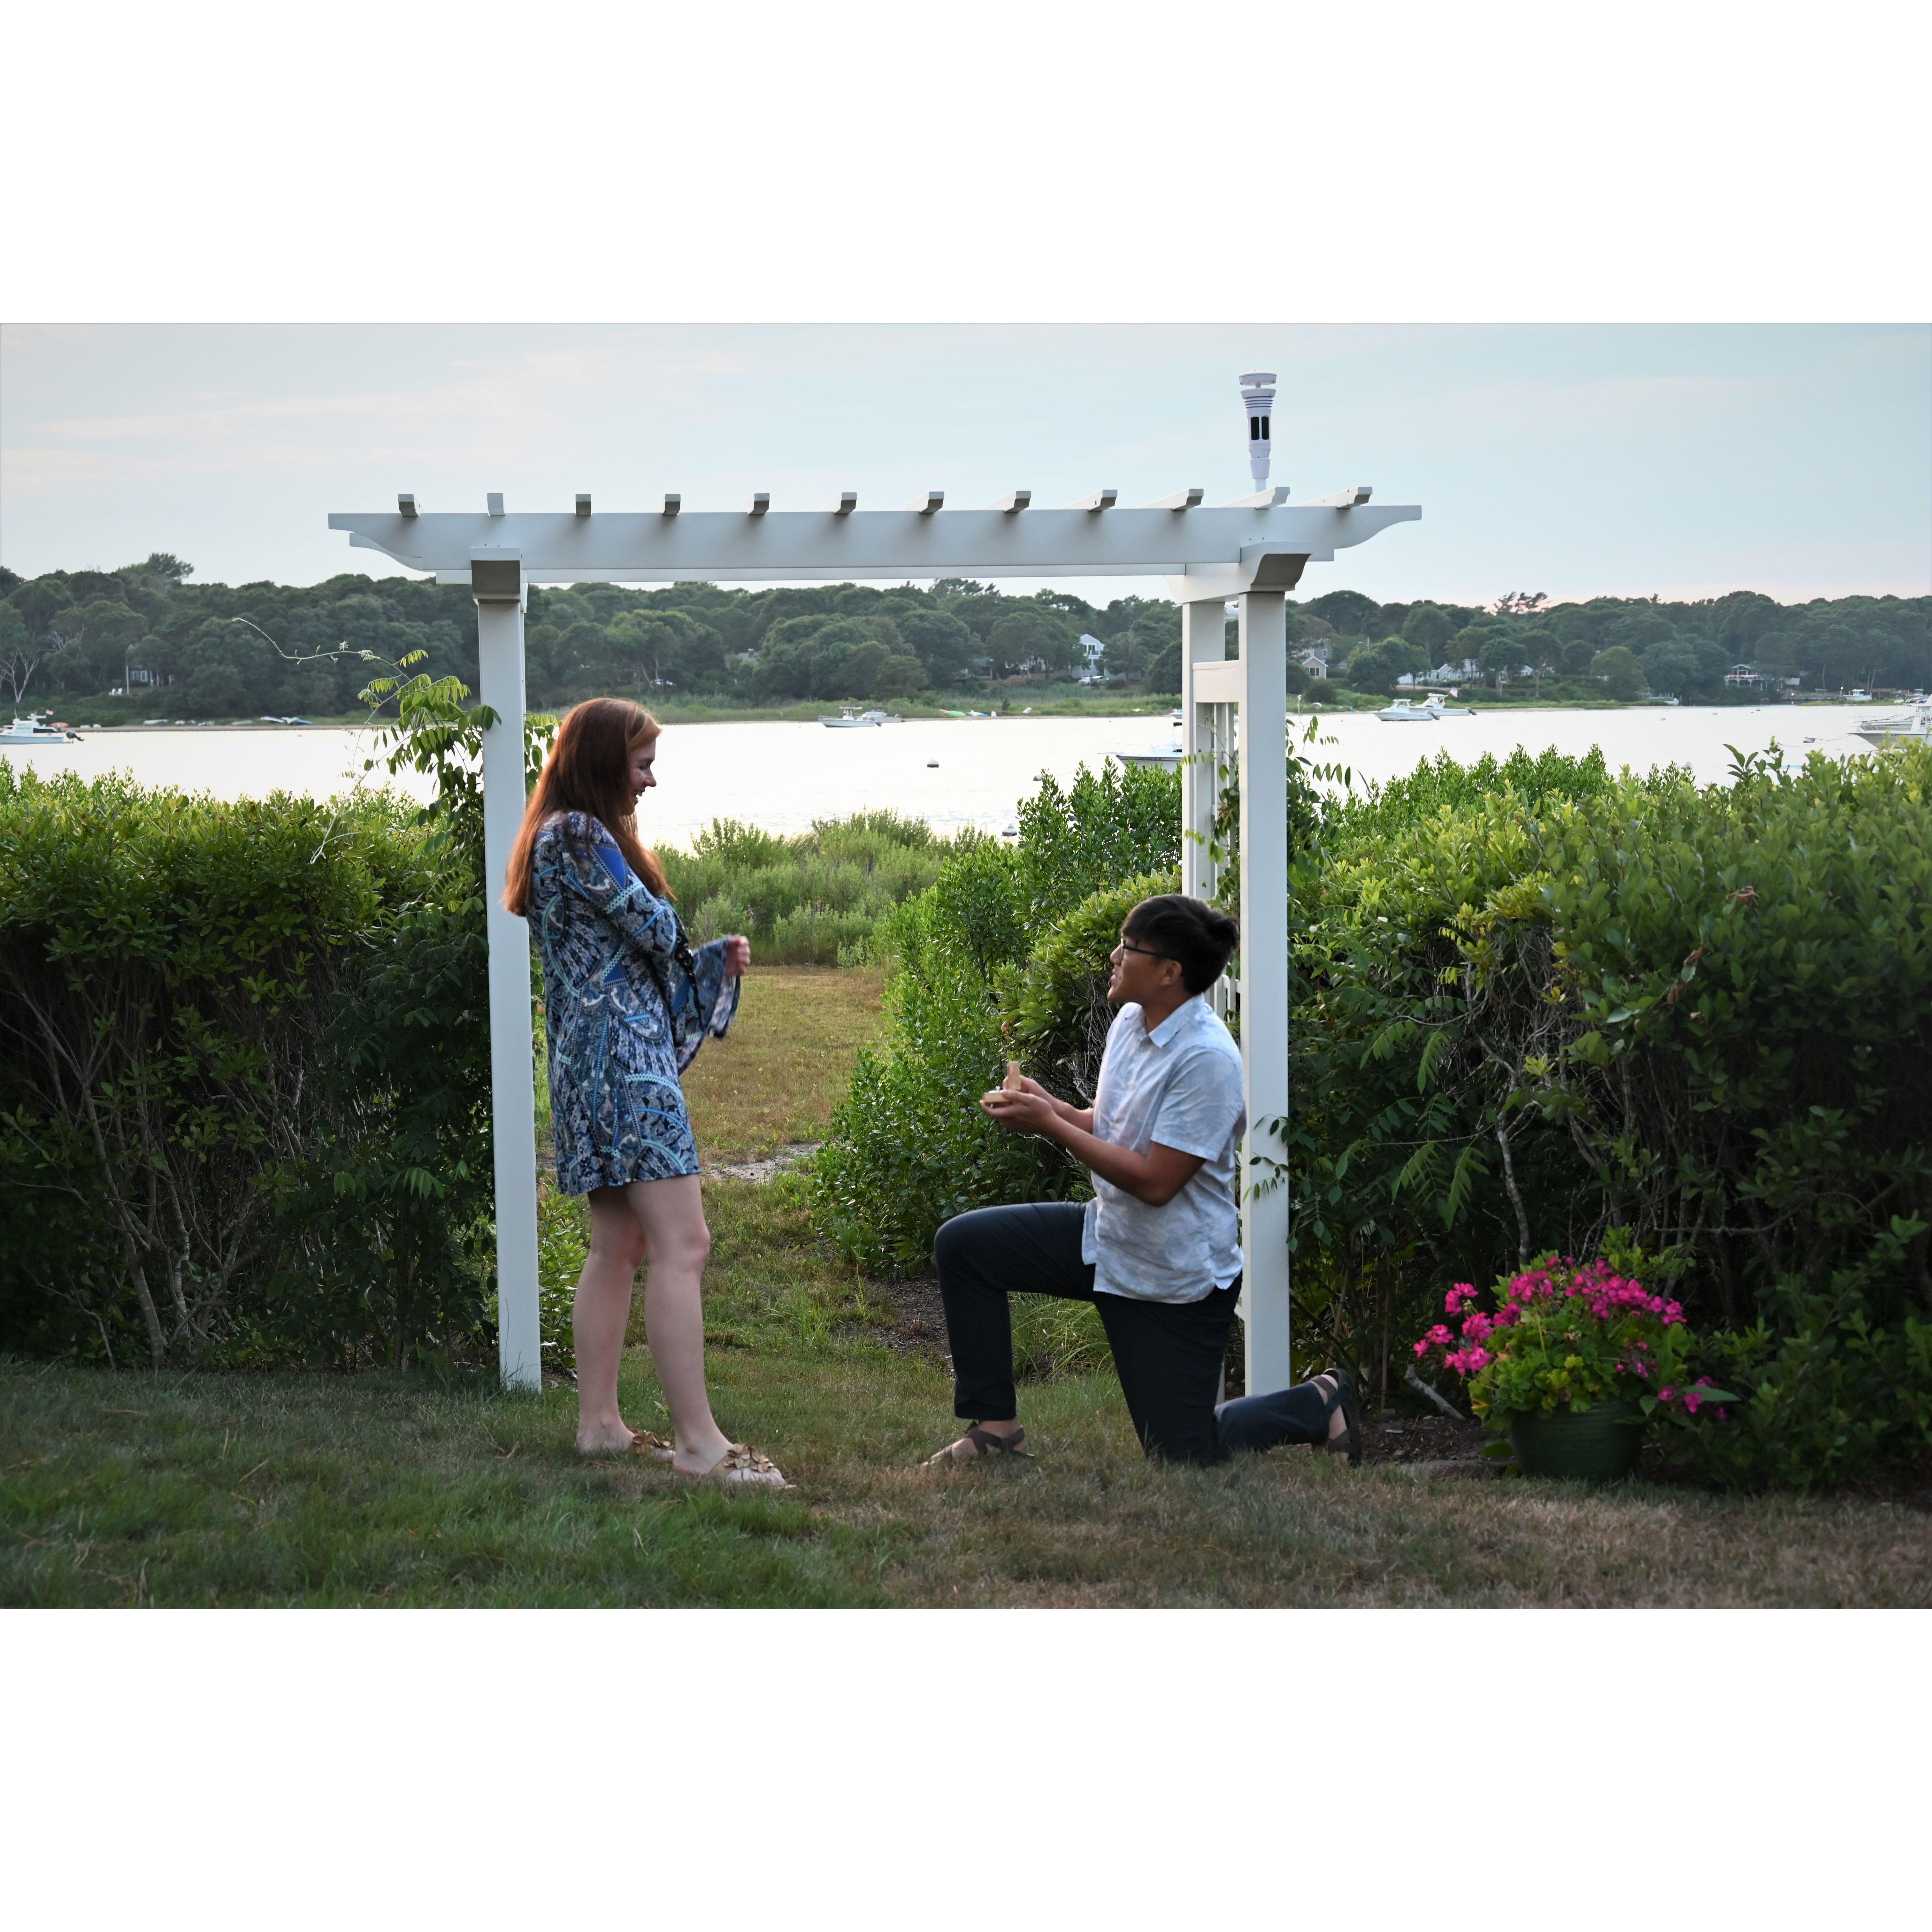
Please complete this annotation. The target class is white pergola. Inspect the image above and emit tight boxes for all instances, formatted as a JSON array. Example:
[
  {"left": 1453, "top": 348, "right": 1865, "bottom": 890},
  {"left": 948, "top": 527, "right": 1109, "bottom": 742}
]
[{"left": 328, "top": 486, "right": 1418, "bottom": 1396}]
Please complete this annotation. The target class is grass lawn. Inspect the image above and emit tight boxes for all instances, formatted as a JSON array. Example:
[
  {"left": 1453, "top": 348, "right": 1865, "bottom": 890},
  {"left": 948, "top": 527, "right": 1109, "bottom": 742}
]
[
  {"left": 681, "top": 964, "right": 887, "bottom": 1160},
  {"left": 6, "top": 969, "right": 1929, "bottom": 1608}
]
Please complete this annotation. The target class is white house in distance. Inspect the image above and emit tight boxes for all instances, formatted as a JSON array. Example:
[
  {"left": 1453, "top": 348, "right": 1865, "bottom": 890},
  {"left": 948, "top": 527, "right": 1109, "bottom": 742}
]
[
  {"left": 1725, "top": 662, "right": 1801, "bottom": 692},
  {"left": 1078, "top": 632, "right": 1107, "bottom": 683},
  {"left": 1398, "top": 657, "right": 1481, "bottom": 688}
]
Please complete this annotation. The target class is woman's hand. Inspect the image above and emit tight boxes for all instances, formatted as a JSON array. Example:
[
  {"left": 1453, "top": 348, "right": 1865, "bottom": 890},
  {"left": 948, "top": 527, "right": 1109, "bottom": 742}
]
[{"left": 725, "top": 935, "right": 751, "bottom": 977}]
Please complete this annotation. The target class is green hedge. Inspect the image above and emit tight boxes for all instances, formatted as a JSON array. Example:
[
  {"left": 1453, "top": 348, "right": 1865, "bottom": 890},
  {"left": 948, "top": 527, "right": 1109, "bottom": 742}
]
[
  {"left": 0, "top": 674, "right": 540, "bottom": 1369},
  {"left": 1281, "top": 741, "right": 1932, "bottom": 1483}
]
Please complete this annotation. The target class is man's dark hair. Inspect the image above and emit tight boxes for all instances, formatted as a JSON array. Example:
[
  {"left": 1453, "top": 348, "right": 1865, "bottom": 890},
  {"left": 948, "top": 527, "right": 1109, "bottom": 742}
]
[{"left": 1123, "top": 894, "right": 1239, "bottom": 995}]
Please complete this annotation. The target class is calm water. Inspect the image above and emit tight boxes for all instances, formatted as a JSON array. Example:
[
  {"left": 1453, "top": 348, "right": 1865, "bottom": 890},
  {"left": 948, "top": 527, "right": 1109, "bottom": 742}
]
[{"left": 4, "top": 705, "right": 1874, "bottom": 847}]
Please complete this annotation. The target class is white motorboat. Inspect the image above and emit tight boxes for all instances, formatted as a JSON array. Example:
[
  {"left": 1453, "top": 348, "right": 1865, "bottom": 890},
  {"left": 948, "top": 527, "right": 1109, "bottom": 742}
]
[
  {"left": 1118, "top": 731, "right": 1184, "bottom": 771},
  {"left": 1, "top": 712, "right": 80, "bottom": 745},
  {"left": 1373, "top": 696, "right": 1444, "bottom": 723},
  {"left": 1852, "top": 701, "right": 1932, "bottom": 749},
  {"left": 819, "top": 708, "right": 879, "bottom": 729}
]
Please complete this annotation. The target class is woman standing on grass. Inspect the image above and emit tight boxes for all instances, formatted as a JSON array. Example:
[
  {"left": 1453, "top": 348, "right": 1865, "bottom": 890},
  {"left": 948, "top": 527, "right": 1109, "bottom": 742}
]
[{"left": 503, "top": 697, "right": 786, "bottom": 1487}]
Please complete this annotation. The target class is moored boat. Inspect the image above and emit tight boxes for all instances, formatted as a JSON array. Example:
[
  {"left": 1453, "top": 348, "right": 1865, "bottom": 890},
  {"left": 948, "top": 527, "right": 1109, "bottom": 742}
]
[
  {"left": 1852, "top": 700, "right": 1931, "bottom": 749},
  {"left": 1374, "top": 696, "right": 1444, "bottom": 723},
  {"left": 1118, "top": 725, "right": 1184, "bottom": 770},
  {"left": 1, "top": 713, "right": 80, "bottom": 745}
]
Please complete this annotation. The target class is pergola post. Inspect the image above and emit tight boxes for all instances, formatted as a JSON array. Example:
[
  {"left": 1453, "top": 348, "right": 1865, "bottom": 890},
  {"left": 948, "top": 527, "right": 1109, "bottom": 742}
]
[
  {"left": 1179, "top": 599, "right": 1228, "bottom": 908},
  {"left": 471, "top": 548, "right": 543, "bottom": 1392},
  {"left": 1235, "top": 588, "right": 1292, "bottom": 1395}
]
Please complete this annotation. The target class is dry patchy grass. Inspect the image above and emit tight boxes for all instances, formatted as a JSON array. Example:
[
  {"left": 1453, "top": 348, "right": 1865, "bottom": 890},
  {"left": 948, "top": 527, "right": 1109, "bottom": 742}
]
[
  {"left": 7, "top": 1324, "right": 1928, "bottom": 1607},
  {"left": 680, "top": 965, "right": 886, "bottom": 1160}
]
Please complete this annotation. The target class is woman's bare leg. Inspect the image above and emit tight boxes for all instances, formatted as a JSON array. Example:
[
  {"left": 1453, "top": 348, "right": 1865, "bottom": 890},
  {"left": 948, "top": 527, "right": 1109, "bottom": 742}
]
[
  {"left": 625, "top": 1174, "right": 734, "bottom": 1475},
  {"left": 574, "top": 1187, "right": 651, "bottom": 1453}
]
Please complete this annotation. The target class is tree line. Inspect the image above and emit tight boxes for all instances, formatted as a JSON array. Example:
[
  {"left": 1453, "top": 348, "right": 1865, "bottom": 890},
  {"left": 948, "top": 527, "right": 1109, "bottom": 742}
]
[
  {"left": 2, "top": 553, "right": 1924, "bottom": 715},
  {"left": 1303, "top": 587, "right": 1931, "bottom": 702}
]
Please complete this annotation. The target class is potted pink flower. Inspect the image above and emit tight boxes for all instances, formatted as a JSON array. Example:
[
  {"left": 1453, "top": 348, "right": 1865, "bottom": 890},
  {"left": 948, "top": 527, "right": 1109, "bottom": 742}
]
[{"left": 1414, "top": 1254, "right": 1733, "bottom": 1481}]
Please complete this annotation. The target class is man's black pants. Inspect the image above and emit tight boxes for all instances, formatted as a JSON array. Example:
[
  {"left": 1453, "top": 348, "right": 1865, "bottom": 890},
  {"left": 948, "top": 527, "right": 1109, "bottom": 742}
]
[{"left": 934, "top": 1202, "right": 1332, "bottom": 1466}]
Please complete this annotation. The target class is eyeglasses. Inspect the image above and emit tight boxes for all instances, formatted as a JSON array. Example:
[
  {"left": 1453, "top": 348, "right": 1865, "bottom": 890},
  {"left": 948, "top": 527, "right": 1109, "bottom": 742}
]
[{"left": 1111, "top": 940, "right": 1176, "bottom": 963}]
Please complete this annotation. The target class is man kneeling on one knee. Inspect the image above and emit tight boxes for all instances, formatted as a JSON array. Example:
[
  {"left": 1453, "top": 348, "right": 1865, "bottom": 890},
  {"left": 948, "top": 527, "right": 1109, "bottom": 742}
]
[{"left": 928, "top": 893, "right": 1362, "bottom": 1469}]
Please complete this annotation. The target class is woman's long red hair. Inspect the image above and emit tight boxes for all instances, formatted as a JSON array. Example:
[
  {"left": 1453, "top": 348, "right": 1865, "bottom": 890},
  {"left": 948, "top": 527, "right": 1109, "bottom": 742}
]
[{"left": 503, "top": 697, "right": 669, "bottom": 914}]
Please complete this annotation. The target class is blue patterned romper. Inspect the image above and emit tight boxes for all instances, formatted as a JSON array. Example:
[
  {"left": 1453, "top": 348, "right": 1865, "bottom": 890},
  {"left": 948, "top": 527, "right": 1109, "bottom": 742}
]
[{"left": 528, "top": 811, "right": 740, "bottom": 1195}]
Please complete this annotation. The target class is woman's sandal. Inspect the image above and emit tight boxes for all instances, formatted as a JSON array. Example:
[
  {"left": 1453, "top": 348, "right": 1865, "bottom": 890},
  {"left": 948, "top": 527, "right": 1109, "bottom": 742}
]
[
  {"left": 633, "top": 1431, "right": 789, "bottom": 1487},
  {"left": 699, "top": 1444, "right": 789, "bottom": 1489},
  {"left": 925, "top": 1424, "right": 1030, "bottom": 1467},
  {"left": 1316, "top": 1368, "right": 1363, "bottom": 1466}
]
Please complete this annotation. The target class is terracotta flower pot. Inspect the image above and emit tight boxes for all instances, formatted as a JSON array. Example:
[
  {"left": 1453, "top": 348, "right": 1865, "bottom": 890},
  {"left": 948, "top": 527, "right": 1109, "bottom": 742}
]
[{"left": 1507, "top": 1398, "right": 1644, "bottom": 1482}]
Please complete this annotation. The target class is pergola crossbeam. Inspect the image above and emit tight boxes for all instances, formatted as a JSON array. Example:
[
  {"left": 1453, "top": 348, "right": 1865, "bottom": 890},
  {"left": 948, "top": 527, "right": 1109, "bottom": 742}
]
[{"left": 329, "top": 503, "right": 1418, "bottom": 586}]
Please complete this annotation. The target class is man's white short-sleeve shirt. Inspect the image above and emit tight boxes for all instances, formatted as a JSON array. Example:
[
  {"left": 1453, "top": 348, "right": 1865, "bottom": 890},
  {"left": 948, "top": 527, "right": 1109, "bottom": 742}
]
[{"left": 1080, "top": 995, "right": 1246, "bottom": 1303}]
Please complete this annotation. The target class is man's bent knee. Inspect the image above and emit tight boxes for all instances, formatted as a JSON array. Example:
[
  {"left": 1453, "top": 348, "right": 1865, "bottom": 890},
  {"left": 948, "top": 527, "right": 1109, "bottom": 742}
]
[{"left": 933, "top": 1214, "right": 967, "bottom": 1275}]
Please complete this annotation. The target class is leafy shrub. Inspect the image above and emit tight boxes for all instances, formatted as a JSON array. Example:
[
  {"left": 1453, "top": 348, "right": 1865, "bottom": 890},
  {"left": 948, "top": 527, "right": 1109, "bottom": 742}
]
[
  {"left": 1346, "top": 743, "right": 1621, "bottom": 836},
  {"left": 810, "top": 889, "right": 1077, "bottom": 1273},
  {"left": 1268, "top": 746, "right": 1627, "bottom": 1400},
  {"left": 661, "top": 810, "right": 961, "bottom": 965},
  {"left": 1014, "top": 762, "right": 1180, "bottom": 932},
  {"left": 927, "top": 837, "right": 1027, "bottom": 987},
  {"left": 811, "top": 764, "right": 1181, "bottom": 1274},
  {"left": 1667, "top": 1272, "right": 1932, "bottom": 1489}
]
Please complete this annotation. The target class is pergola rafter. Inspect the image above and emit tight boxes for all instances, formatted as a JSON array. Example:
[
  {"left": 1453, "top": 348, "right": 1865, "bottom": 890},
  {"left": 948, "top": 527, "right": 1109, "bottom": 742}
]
[{"left": 328, "top": 489, "right": 1420, "bottom": 1395}]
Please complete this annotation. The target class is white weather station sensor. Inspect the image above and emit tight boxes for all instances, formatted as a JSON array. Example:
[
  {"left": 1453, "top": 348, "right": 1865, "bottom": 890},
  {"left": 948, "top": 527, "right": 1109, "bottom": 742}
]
[{"left": 1239, "top": 371, "right": 1276, "bottom": 489}]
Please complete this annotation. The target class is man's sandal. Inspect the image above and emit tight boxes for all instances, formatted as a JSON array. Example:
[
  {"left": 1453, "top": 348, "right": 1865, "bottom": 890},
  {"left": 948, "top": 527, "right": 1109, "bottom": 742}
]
[
  {"left": 1315, "top": 1368, "right": 1363, "bottom": 1466},
  {"left": 926, "top": 1424, "right": 1030, "bottom": 1467}
]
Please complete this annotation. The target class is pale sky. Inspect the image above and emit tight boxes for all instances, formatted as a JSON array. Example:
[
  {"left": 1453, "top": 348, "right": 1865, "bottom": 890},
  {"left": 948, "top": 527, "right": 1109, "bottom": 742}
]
[{"left": 4, "top": 324, "right": 1927, "bottom": 609}]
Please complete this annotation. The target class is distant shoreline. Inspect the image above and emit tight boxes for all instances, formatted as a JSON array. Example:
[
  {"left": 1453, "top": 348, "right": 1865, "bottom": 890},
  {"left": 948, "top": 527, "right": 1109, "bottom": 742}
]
[{"left": 50, "top": 694, "right": 1893, "bottom": 736}]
